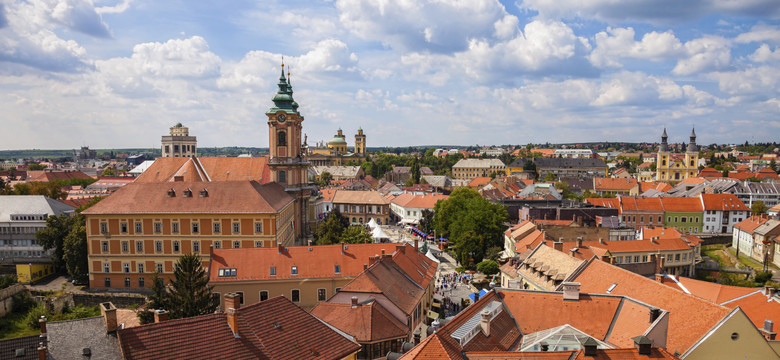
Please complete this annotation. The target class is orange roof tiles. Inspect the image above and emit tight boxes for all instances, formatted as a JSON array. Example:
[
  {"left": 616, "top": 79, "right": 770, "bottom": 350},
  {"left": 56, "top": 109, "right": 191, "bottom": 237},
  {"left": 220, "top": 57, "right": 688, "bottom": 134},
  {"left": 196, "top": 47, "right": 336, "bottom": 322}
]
[
  {"left": 469, "top": 177, "right": 492, "bottom": 187},
  {"left": 658, "top": 197, "right": 703, "bottom": 212},
  {"left": 569, "top": 260, "right": 732, "bottom": 355},
  {"left": 135, "top": 157, "right": 270, "bottom": 183},
  {"left": 659, "top": 275, "right": 756, "bottom": 304},
  {"left": 82, "top": 181, "right": 293, "bottom": 215},
  {"left": 210, "top": 243, "right": 402, "bottom": 281},
  {"left": 734, "top": 215, "right": 770, "bottom": 233},
  {"left": 27, "top": 170, "right": 92, "bottom": 182},
  {"left": 620, "top": 197, "right": 664, "bottom": 212},
  {"left": 310, "top": 301, "right": 408, "bottom": 343},
  {"left": 392, "top": 193, "right": 449, "bottom": 209},
  {"left": 593, "top": 178, "right": 638, "bottom": 191},
  {"left": 700, "top": 194, "right": 749, "bottom": 211},
  {"left": 321, "top": 188, "right": 337, "bottom": 202},
  {"left": 585, "top": 198, "right": 620, "bottom": 209},
  {"left": 579, "top": 238, "right": 692, "bottom": 253},
  {"left": 466, "top": 348, "right": 679, "bottom": 360},
  {"left": 721, "top": 291, "right": 780, "bottom": 330},
  {"left": 638, "top": 182, "right": 673, "bottom": 193},
  {"left": 698, "top": 168, "right": 722, "bottom": 178},
  {"left": 531, "top": 219, "right": 574, "bottom": 226},
  {"left": 332, "top": 190, "right": 389, "bottom": 205}
]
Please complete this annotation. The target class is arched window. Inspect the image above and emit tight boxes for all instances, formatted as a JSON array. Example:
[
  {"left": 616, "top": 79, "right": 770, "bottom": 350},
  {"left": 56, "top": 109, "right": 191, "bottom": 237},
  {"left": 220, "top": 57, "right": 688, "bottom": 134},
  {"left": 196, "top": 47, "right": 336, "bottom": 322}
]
[{"left": 278, "top": 131, "right": 287, "bottom": 146}]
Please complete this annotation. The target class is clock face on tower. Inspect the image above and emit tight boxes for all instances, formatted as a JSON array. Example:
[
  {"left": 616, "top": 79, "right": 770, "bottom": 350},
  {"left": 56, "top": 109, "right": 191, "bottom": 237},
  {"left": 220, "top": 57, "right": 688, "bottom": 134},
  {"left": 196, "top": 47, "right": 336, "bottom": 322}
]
[{"left": 277, "top": 114, "right": 287, "bottom": 123}]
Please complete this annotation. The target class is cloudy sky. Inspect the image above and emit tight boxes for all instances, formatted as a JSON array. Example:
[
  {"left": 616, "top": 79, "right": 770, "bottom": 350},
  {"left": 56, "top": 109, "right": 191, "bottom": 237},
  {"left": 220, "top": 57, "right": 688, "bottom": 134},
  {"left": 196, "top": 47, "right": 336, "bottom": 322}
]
[{"left": 1, "top": 0, "right": 779, "bottom": 149}]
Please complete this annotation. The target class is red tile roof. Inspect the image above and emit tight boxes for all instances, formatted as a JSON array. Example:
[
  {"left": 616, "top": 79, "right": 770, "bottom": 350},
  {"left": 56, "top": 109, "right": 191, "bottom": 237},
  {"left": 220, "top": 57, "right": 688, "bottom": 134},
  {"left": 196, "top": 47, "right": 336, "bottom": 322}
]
[
  {"left": 210, "top": 243, "right": 403, "bottom": 282},
  {"left": 465, "top": 348, "right": 679, "bottom": 359},
  {"left": 82, "top": 181, "right": 293, "bottom": 215},
  {"left": 620, "top": 197, "right": 664, "bottom": 212},
  {"left": 658, "top": 197, "right": 703, "bottom": 212},
  {"left": 585, "top": 198, "right": 620, "bottom": 210},
  {"left": 638, "top": 182, "right": 673, "bottom": 193},
  {"left": 700, "top": 194, "right": 749, "bottom": 211},
  {"left": 118, "top": 296, "right": 360, "bottom": 360},
  {"left": 569, "top": 260, "right": 732, "bottom": 355},
  {"left": 391, "top": 193, "right": 449, "bottom": 209},
  {"left": 579, "top": 238, "right": 692, "bottom": 253},
  {"left": 310, "top": 300, "right": 408, "bottom": 343},
  {"left": 135, "top": 157, "right": 270, "bottom": 183},
  {"left": 734, "top": 215, "right": 770, "bottom": 233},
  {"left": 332, "top": 190, "right": 389, "bottom": 205},
  {"left": 698, "top": 168, "right": 722, "bottom": 178},
  {"left": 27, "top": 170, "right": 91, "bottom": 182},
  {"left": 659, "top": 275, "right": 756, "bottom": 304},
  {"left": 469, "top": 177, "right": 492, "bottom": 187},
  {"left": 594, "top": 178, "right": 638, "bottom": 191}
]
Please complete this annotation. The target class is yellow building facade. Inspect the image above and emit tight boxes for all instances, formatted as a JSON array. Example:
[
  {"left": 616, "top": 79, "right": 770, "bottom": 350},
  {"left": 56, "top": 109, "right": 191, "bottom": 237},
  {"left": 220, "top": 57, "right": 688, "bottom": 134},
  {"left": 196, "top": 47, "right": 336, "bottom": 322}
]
[
  {"left": 307, "top": 128, "right": 367, "bottom": 166},
  {"left": 16, "top": 262, "right": 54, "bottom": 284},
  {"left": 656, "top": 128, "right": 699, "bottom": 182}
]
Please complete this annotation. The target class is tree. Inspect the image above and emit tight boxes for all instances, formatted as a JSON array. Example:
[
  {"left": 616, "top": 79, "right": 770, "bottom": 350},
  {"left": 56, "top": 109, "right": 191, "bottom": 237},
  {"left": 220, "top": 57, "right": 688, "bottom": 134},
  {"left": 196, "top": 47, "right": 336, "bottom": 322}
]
[
  {"left": 410, "top": 158, "right": 421, "bottom": 184},
  {"left": 752, "top": 201, "right": 768, "bottom": 215},
  {"left": 319, "top": 171, "right": 333, "bottom": 186},
  {"left": 315, "top": 211, "right": 347, "bottom": 245},
  {"left": 419, "top": 209, "right": 435, "bottom": 234},
  {"left": 27, "top": 163, "right": 46, "bottom": 170},
  {"left": 341, "top": 225, "right": 372, "bottom": 244},
  {"left": 433, "top": 187, "right": 508, "bottom": 268},
  {"left": 523, "top": 160, "right": 537, "bottom": 179},
  {"left": 62, "top": 217, "right": 88, "bottom": 283},
  {"left": 101, "top": 167, "right": 115, "bottom": 176},
  {"left": 770, "top": 160, "right": 778, "bottom": 173},
  {"left": 36, "top": 214, "right": 75, "bottom": 272},
  {"left": 476, "top": 260, "right": 500, "bottom": 276},
  {"left": 543, "top": 172, "right": 556, "bottom": 182},
  {"left": 166, "top": 253, "right": 219, "bottom": 319}
]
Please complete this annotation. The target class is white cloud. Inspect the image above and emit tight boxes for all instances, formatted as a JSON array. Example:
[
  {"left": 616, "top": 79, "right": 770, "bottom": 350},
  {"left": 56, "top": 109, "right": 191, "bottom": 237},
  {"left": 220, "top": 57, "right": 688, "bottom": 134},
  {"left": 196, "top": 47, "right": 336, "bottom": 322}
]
[
  {"left": 750, "top": 44, "right": 780, "bottom": 62},
  {"left": 296, "top": 39, "right": 360, "bottom": 78},
  {"left": 589, "top": 27, "right": 684, "bottom": 68},
  {"left": 673, "top": 36, "right": 731, "bottom": 75},
  {"left": 735, "top": 24, "right": 780, "bottom": 44},
  {"left": 494, "top": 14, "right": 519, "bottom": 39},
  {"left": 335, "top": 0, "right": 510, "bottom": 53},
  {"left": 711, "top": 65, "right": 780, "bottom": 95},
  {"left": 96, "top": 0, "right": 132, "bottom": 14}
]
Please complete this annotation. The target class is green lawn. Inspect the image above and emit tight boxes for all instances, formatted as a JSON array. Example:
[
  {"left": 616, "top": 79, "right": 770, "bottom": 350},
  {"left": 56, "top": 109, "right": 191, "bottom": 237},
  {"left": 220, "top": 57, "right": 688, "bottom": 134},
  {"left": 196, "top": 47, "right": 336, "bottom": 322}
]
[{"left": 0, "top": 310, "right": 40, "bottom": 339}]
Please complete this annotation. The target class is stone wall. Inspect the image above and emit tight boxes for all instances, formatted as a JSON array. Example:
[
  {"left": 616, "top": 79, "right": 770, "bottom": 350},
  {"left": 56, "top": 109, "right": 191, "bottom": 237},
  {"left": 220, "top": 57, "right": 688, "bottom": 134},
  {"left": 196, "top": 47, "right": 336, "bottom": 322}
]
[
  {"left": 0, "top": 283, "right": 27, "bottom": 316},
  {"left": 72, "top": 293, "right": 146, "bottom": 308}
]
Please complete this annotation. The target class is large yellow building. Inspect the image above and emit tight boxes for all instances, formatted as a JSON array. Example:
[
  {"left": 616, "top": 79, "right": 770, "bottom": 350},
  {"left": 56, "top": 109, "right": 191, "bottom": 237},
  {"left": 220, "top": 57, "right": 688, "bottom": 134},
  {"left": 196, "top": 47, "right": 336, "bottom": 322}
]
[
  {"left": 307, "top": 128, "right": 367, "bottom": 166},
  {"left": 656, "top": 128, "right": 699, "bottom": 182}
]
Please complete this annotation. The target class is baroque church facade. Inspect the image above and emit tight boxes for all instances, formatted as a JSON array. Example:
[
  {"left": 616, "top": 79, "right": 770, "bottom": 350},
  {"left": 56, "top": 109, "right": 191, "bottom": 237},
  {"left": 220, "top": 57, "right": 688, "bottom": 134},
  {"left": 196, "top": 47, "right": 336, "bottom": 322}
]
[{"left": 656, "top": 128, "right": 700, "bottom": 182}]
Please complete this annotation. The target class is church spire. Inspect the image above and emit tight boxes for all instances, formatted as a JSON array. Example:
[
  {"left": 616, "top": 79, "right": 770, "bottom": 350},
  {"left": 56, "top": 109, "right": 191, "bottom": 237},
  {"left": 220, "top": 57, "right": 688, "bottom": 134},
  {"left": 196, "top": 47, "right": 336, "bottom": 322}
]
[
  {"left": 659, "top": 127, "right": 669, "bottom": 153},
  {"left": 687, "top": 127, "right": 698, "bottom": 153},
  {"left": 267, "top": 58, "right": 298, "bottom": 114}
]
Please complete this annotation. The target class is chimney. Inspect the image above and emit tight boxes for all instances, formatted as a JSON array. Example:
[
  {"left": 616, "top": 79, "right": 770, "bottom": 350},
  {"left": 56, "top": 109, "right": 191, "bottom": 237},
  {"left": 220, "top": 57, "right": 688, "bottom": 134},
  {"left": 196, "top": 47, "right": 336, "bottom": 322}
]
[
  {"left": 570, "top": 248, "right": 577, "bottom": 257},
  {"left": 576, "top": 237, "right": 583, "bottom": 248},
  {"left": 351, "top": 296, "right": 358, "bottom": 308},
  {"left": 480, "top": 310, "right": 491, "bottom": 337},
  {"left": 308, "top": 240, "right": 312, "bottom": 247},
  {"left": 37, "top": 343, "right": 46, "bottom": 360},
  {"left": 581, "top": 337, "right": 598, "bottom": 356},
  {"left": 655, "top": 255, "right": 665, "bottom": 274},
  {"left": 39, "top": 316, "right": 47, "bottom": 335},
  {"left": 363, "top": 264, "right": 368, "bottom": 271},
  {"left": 381, "top": 249, "right": 386, "bottom": 257},
  {"left": 562, "top": 282, "right": 581, "bottom": 301},
  {"left": 414, "top": 238, "right": 419, "bottom": 251},
  {"left": 413, "top": 330, "right": 421, "bottom": 344},
  {"left": 771, "top": 288, "right": 778, "bottom": 298},
  {"left": 224, "top": 292, "right": 241, "bottom": 312},
  {"left": 227, "top": 307, "right": 239, "bottom": 337},
  {"left": 99, "top": 302, "right": 118, "bottom": 332},
  {"left": 649, "top": 308, "right": 661, "bottom": 323},
  {"left": 474, "top": 291, "right": 480, "bottom": 302},
  {"left": 654, "top": 274, "right": 664, "bottom": 283},
  {"left": 632, "top": 336, "right": 653, "bottom": 355},
  {"left": 154, "top": 309, "right": 169, "bottom": 323},
  {"left": 278, "top": 244, "right": 284, "bottom": 254},
  {"left": 554, "top": 241, "right": 563, "bottom": 252},
  {"left": 762, "top": 320, "right": 777, "bottom": 341},
  {"left": 598, "top": 238, "right": 605, "bottom": 245},
  {"left": 577, "top": 216, "right": 583, "bottom": 226}
]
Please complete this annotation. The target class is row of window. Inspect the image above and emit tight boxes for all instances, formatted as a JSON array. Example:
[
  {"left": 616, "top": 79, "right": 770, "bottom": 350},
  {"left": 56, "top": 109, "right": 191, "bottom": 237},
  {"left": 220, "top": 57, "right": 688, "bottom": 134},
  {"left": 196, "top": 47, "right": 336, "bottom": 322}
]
[
  {"left": 0, "top": 250, "right": 44, "bottom": 257},
  {"left": 105, "top": 277, "right": 145, "bottom": 288},
  {"left": 336, "top": 205, "right": 387, "bottom": 214},
  {"left": 612, "top": 252, "right": 688, "bottom": 264},
  {"left": 102, "top": 220, "right": 264, "bottom": 235},
  {"left": 0, "top": 239, "right": 38, "bottom": 246},
  {"left": 102, "top": 239, "right": 267, "bottom": 253},
  {"left": 218, "top": 288, "right": 333, "bottom": 305},
  {"left": 9, "top": 214, "right": 47, "bottom": 221},
  {"left": 0, "top": 226, "right": 45, "bottom": 234},
  {"left": 104, "top": 262, "right": 161, "bottom": 274}
]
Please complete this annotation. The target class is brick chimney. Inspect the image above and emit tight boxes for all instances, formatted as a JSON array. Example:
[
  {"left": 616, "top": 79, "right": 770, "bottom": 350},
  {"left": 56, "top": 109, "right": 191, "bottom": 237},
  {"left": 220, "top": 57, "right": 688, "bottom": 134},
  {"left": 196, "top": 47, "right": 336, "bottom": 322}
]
[
  {"left": 414, "top": 238, "right": 419, "bottom": 251},
  {"left": 581, "top": 337, "right": 598, "bottom": 356},
  {"left": 576, "top": 237, "right": 583, "bottom": 248},
  {"left": 654, "top": 274, "right": 664, "bottom": 283},
  {"left": 598, "top": 238, "right": 605, "bottom": 245},
  {"left": 154, "top": 309, "right": 168, "bottom": 323},
  {"left": 37, "top": 343, "right": 46, "bottom": 360},
  {"left": 570, "top": 248, "right": 577, "bottom": 257},
  {"left": 278, "top": 244, "right": 285, "bottom": 254},
  {"left": 225, "top": 293, "right": 241, "bottom": 337},
  {"left": 632, "top": 335, "right": 653, "bottom": 355},
  {"left": 761, "top": 320, "right": 777, "bottom": 341},
  {"left": 351, "top": 296, "right": 358, "bottom": 309},
  {"left": 649, "top": 308, "right": 661, "bottom": 323},
  {"left": 308, "top": 240, "right": 312, "bottom": 247},
  {"left": 474, "top": 291, "right": 480, "bottom": 302},
  {"left": 553, "top": 242, "right": 563, "bottom": 252},
  {"left": 396, "top": 244, "right": 406, "bottom": 254},
  {"left": 38, "top": 316, "right": 47, "bottom": 335},
  {"left": 99, "top": 302, "right": 118, "bottom": 332},
  {"left": 562, "top": 282, "right": 581, "bottom": 301},
  {"left": 363, "top": 264, "right": 368, "bottom": 271},
  {"left": 480, "top": 310, "right": 491, "bottom": 337},
  {"left": 655, "top": 255, "right": 664, "bottom": 274}
]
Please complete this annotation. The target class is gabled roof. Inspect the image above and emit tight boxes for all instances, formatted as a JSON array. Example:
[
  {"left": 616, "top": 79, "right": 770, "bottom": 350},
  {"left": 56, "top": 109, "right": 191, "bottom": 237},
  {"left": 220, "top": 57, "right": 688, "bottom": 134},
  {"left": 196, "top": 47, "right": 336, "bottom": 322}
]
[
  {"left": 585, "top": 198, "right": 620, "bottom": 210},
  {"left": 733, "top": 216, "right": 770, "bottom": 233},
  {"left": 469, "top": 177, "right": 492, "bottom": 187},
  {"left": 310, "top": 300, "right": 408, "bottom": 343},
  {"left": 26, "top": 170, "right": 91, "bottom": 182},
  {"left": 332, "top": 190, "right": 389, "bottom": 205},
  {"left": 48, "top": 316, "right": 123, "bottom": 360},
  {"left": 658, "top": 274, "right": 757, "bottom": 305},
  {"left": 639, "top": 182, "right": 673, "bottom": 193},
  {"left": 700, "top": 194, "right": 749, "bottom": 211},
  {"left": 118, "top": 296, "right": 360, "bottom": 360},
  {"left": 82, "top": 181, "right": 293, "bottom": 214},
  {"left": 567, "top": 259, "right": 732, "bottom": 355},
  {"left": 658, "top": 197, "right": 703, "bottom": 212},
  {"left": 620, "top": 196, "right": 664, "bottom": 212},
  {"left": 210, "top": 243, "right": 403, "bottom": 282},
  {"left": 134, "top": 157, "right": 270, "bottom": 183},
  {"left": 594, "top": 178, "right": 638, "bottom": 191}
]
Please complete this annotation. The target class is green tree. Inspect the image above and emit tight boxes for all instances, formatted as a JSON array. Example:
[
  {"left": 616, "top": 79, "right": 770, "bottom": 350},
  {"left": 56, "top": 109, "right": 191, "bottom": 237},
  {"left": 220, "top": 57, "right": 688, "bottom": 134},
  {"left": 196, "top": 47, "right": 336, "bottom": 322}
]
[
  {"left": 27, "top": 163, "right": 46, "bottom": 170},
  {"left": 319, "top": 171, "right": 333, "bottom": 186},
  {"left": 522, "top": 160, "right": 537, "bottom": 179},
  {"left": 770, "top": 160, "right": 777, "bottom": 173},
  {"left": 419, "top": 209, "right": 435, "bottom": 234},
  {"left": 476, "top": 260, "right": 500, "bottom": 276},
  {"left": 410, "top": 158, "right": 421, "bottom": 184},
  {"left": 315, "top": 211, "right": 347, "bottom": 245},
  {"left": 36, "top": 214, "right": 75, "bottom": 272},
  {"left": 166, "top": 253, "right": 219, "bottom": 319},
  {"left": 543, "top": 172, "right": 556, "bottom": 182},
  {"left": 341, "top": 225, "right": 372, "bottom": 244},
  {"left": 554, "top": 181, "right": 576, "bottom": 200},
  {"left": 752, "top": 201, "right": 768, "bottom": 215},
  {"left": 433, "top": 187, "right": 508, "bottom": 268},
  {"left": 62, "top": 217, "right": 88, "bottom": 283},
  {"left": 101, "top": 167, "right": 115, "bottom": 176}
]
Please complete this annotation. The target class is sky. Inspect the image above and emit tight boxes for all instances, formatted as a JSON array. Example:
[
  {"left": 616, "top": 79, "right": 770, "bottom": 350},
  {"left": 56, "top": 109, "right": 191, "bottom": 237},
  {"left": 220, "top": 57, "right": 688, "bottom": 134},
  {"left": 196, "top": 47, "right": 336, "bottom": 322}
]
[{"left": 1, "top": 0, "right": 780, "bottom": 150}]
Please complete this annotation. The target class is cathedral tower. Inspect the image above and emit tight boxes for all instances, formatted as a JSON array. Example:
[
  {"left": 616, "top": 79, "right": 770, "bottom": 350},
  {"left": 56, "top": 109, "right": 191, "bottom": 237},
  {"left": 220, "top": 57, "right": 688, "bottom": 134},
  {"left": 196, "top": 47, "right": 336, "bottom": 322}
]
[{"left": 355, "top": 128, "right": 366, "bottom": 155}]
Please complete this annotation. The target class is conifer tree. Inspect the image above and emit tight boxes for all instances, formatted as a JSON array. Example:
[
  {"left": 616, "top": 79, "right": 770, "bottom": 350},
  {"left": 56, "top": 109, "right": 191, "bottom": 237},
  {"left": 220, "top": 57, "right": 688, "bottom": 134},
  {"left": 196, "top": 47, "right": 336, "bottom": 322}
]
[{"left": 166, "top": 254, "right": 218, "bottom": 319}]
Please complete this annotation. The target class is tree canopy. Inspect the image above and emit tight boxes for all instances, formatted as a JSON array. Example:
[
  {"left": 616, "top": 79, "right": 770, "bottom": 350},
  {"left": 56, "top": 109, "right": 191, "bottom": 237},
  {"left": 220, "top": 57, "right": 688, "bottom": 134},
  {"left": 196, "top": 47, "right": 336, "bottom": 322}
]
[
  {"left": 433, "top": 187, "right": 508, "bottom": 268},
  {"left": 166, "top": 253, "right": 219, "bottom": 319},
  {"left": 752, "top": 201, "right": 768, "bottom": 215}
]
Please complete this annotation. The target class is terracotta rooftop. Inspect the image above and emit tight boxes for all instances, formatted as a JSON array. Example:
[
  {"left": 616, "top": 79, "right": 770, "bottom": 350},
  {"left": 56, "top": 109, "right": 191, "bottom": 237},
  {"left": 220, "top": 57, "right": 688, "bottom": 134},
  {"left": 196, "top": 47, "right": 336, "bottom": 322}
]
[
  {"left": 469, "top": 177, "right": 492, "bottom": 187},
  {"left": 594, "top": 178, "right": 638, "bottom": 191},
  {"left": 465, "top": 348, "right": 679, "bottom": 359},
  {"left": 638, "top": 182, "right": 673, "bottom": 193},
  {"left": 391, "top": 193, "right": 449, "bottom": 209},
  {"left": 27, "top": 170, "right": 91, "bottom": 182},
  {"left": 210, "top": 243, "right": 404, "bottom": 282},
  {"left": 134, "top": 157, "right": 270, "bottom": 183},
  {"left": 579, "top": 237, "right": 692, "bottom": 253},
  {"left": 620, "top": 196, "right": 664, "bottom": 212},
  {"left": 310, "top": 300, "right": 408, "bottom": 343},
  {"left": 734, "top": 215, "right": 770, "bottom": 233},
  {"left": 700, "top": 193, "right": 749, "bottom": 211},
  {"left": 332, "top": 190, "right": 389, "bottom": 205},
  {"left": 82, "top": 181, "right": 293, "bottom": 214},
  {"left": 568, "top": 259, "right": 732, "bottom": 355},
  {"left": 118, "top": 296, "right": 360, "bottom": 360},
  {"left": 585, "top": 198, "right": 620, "bottom": 210},
  {"left": 658, "top": 197, "right": 703, "bottom": 212}
]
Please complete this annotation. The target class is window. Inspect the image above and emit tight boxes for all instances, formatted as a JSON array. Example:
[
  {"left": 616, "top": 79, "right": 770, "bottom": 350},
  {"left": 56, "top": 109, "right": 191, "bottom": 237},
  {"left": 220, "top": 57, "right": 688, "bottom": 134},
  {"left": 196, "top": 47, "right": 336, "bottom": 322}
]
[
  {"left": 193, "top": 241, "right": 200, "bottom": 253},
  {"left": 291, "top": 266, "right": 298, "bottom": 275},
  {"left": 120, "top": 222, "right": 128, "bottom": 233},
  {"left": 135, "top": 222, "right": 142, "bottom": 233},
  {"left": 642, "top": 255, "right": 648, "bottom": 262},
  {"left": 154, "top": 222, "right": 162, "bottom": 233},
  {"left": 270, "top": 266, "right": 276, "bottom": 276},
  {"left": 156, "top": 263, "right": 163, "bottom": 273},
  {"left": 138, "top": 277, "right": 145, "bottom": 288},
  {"left": 255, "top": 241, "right": 263, "bottom": 248},
  {"left": 173, "top": 241, "right": 180, "bottom": 252},
  {"left": 213, "top": 222, "right": 221, "bottom": 233},
  {"left": 172, "top": 222, "right": 180, "bottom": 233},
  {"left": 214, "top": 241, "right": 221, "bottom": 249},
  {"left": 233, "top": 241, "right": 241, "bottom": 249},
  {"left": 138, "top": 263, "right": 144, "bottom": 273},
  {"left": 681, "top": 217, "right": 686, "bottom": 223},
  {"left": 121, "top": 241, "right": 129, "bottom": 252},
  {"left": 658, "top": 216, "right": 662, "bottom": 223},
  {"left": 675, "top": 254, "right": 680, "bottom": 261},
  {"left": 123, "top": 263, "right": 130, "bottom": 273},
  {"left": 102, "top": 241, "right": 109, "bottom": 252},
  {"left": 255, "top": 222, "right": 263, "bottom": 234},
  {"left": 683, "top": 253, "right": 688, "bottom": 261},
  {"left": 625, "top": 257, "right": 631, "bottom": 264},
  {"left": 279, "top": 170, "right": 286, "bottom": 183},
  {"left": 100, "top": 222, "right": 108, "bottom": 234},
  {"left": 334, "top": 265, "right": 341, "bottom": 274},
  {"left": 232, "top": 222, "right": 240, "bottom": 233},
  {"left": 136, "top": 241, "right": 143, "bottom": 253},
  {"left": 105, "top": 277, "right": 111, "bottom": 287},
  {"left": 218, "top": 268, "right": 237, "bottom": 277},
  {"left": 124, "top": 277, "right": 131, "bottom": 287},
  {"left": 634, "top": 256, "right": 640, "bottom": 263},
  {"left": 640, "top": 216, "right": 644, "bottom": 223},
  {"left": 236, "top": 291, "right": 244, "bottom": 305},
  {"left": 192, "top": 222, "right": 199, "bottom": 233},
  {"left": 103, "top": 263, "right": 110, "bottom": 273},
  {"left": 291, "top": 289, "right": 300, "bottom": 302},
  {"left": 260, "top": 291, "right": 269, "bottom": 301},
  {"left": 667, "top": 217, "right": 671, "bottom": 222},
  {"left": 155, "top": 241, "right": 163, "bottom": 252},
  {"left": 318, "top": 288, "right": 326, "bottom": 301}
]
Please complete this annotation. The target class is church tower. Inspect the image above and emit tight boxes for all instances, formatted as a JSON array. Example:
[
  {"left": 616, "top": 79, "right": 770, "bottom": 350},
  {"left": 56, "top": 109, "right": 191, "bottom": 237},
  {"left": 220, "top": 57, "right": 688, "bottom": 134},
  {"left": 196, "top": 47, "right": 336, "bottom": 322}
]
[
  {"left": 266, "top": 63, "right": 311, "bottom": 243},
  {"left": 354, "top": 128, "right": 366, "bottom": 155},
  {"left": 684, "top": 127, "right": 699, "bottom": 179}
]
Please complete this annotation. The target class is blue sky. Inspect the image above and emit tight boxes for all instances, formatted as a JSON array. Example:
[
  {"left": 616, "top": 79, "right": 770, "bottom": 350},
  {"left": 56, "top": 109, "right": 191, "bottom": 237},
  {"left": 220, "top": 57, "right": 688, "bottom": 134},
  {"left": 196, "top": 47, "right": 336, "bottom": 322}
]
[{"left": 1, "top": 0, "right": 779, "bottom": 149}]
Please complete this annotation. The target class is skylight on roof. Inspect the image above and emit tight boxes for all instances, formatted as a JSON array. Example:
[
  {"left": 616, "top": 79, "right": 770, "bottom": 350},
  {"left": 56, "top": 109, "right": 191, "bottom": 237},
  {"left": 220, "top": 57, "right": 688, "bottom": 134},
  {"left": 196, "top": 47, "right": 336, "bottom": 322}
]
[{"left": 606, "top": 283, "right": 617, "bottom": 293}]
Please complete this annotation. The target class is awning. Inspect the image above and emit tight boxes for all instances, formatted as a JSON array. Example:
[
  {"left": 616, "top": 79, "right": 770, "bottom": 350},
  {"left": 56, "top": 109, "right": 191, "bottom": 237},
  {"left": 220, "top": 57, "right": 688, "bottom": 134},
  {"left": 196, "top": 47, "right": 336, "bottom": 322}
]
[
  {"left": 427, "top": 310, "right": 440, "bottom": 320},
  {"left": 431, "top": 302, "right": 441, "bottom": 308},
  {"left": 468, "top": 289, "right": 489, "bottom": 302}
]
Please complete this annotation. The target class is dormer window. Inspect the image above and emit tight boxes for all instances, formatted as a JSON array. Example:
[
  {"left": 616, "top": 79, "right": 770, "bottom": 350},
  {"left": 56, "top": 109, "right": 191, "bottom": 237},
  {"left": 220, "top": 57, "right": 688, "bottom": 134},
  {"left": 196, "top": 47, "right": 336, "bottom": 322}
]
[
  {"left": 199, "top": 188, "right": 209, "bottom": 197},
  {"left": 291, "top": 266, "right": 298, "bottom": 275},
  {"left": 167, "top": 189, "right": 176, "bottom": 197},
  {"left": 183, "top": 188, "right": 193, "bottom": 197}
]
